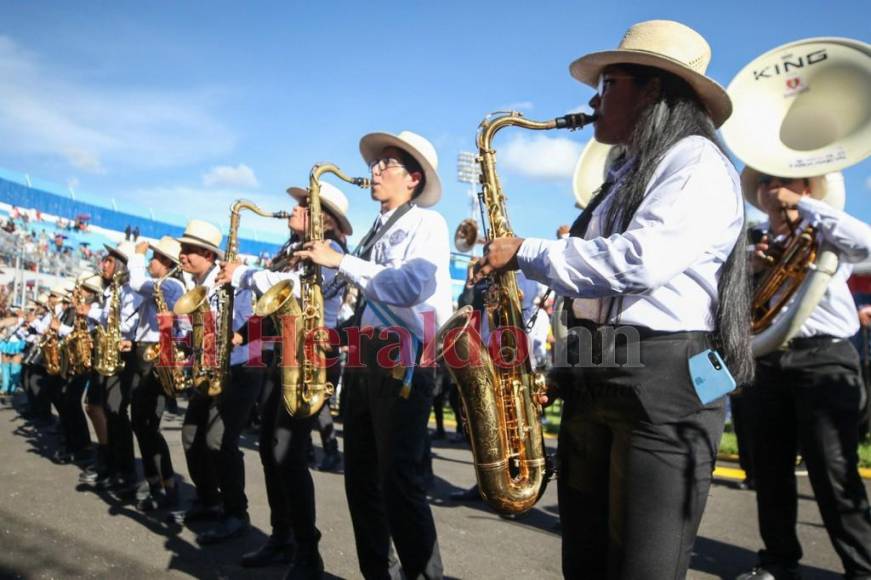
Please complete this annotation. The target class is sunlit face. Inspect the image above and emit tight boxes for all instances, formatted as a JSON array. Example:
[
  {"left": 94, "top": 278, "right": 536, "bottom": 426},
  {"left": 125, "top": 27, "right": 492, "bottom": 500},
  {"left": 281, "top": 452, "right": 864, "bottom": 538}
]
[
  {"left": 178, "top": 243, "right": 215, "bottom": 275},
  {"left": 148, "top": 253, "right": 175, "bottom": 278},
  {"left": 100, "top": 255, "right": 118, "bottom": 280},
  {"left": 289, "top": 203, "right": 309, "bottom": 235},
  {"left": 369, "top": 146, "right": 421, "bottom": 205}
]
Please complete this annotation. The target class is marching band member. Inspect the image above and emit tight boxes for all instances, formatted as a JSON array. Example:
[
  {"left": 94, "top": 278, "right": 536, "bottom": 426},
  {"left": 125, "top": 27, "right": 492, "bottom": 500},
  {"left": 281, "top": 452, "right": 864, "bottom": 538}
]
[
  {"left": 127, "top": 237, "right": 186, "bottom": 511},
  {"left": 217, "top": 182, "right": 353, "bottom": 578},
  {"left": 737, "top": 170, "right": 871, "bottom": 580},
  {"left": 296, "top": 130, "right": 452, "bottom": 579},
  {"left": 175, "top": 220, "right": 264, "bottom": 544},
  {"left": 474, "top": 20, "right": 754, "bottom": 578},
  {"left": 21, "top": 294, "right": 51, "bottom": 423}
]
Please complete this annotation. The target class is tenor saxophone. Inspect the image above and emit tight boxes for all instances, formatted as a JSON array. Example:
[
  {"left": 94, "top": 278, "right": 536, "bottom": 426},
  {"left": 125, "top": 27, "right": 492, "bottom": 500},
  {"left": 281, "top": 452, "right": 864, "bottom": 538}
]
[
  {"left": 40, "top": 308, "right": 63, "bottom": 376},
  {"left": 174, "top": 201, "right": 289, "bottom": 397},
  {"left": 255, "top": 163, "right": 369, "bottom": 418},
  {"left": 143, "top": 266, "right": 192, "bottom": 397},
  {"left": 94, "top": 272, "right": 127, "bottom": 377},
  {"left": 64, "top": 284, "right": 94, "bottom": 377},
  {"left": 437, "top": 111, "right": 595, "bottom": 515}
]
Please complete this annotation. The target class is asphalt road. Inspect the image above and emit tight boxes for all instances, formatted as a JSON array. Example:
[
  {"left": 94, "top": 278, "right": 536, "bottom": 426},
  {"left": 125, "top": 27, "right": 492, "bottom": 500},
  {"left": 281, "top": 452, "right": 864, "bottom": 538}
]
[{"left": 0, "top": 396, "right": 866, "bottom": 579}]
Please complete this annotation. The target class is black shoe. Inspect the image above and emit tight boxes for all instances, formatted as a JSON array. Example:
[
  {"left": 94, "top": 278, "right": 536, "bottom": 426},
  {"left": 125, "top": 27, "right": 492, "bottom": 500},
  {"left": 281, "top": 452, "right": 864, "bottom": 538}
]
[
  {"left": 317, "top": 451, "right": 341, "bottom": 472},
  {"left": 196, "top": 515, "right": 250, "bottom": 545},
  {"left": 183, "top": 502, "right": 223, "bottom": 524},
  {"left": 432, "top": 429, "right": 446, "bottom": 440},
  {"left": 136, "top": 481, "right": 161, "bottom": 512},
  {"left": 52, "top": 450, "right": 73, "bottom": 464},
  {"left": 157, "top": 483, "right": 180, "bottom": 511},
  {"left": 283, "top": 551, "right": 324, "bottom": 580},
  {"left": 241, "top": 536, "right": 294, "bottom": 568},
  {"left": 450, "top": 485, "right": 482, "bottom": 502},
  {"left": 110, "top": 475, "right": 139, "bottom": 499}
]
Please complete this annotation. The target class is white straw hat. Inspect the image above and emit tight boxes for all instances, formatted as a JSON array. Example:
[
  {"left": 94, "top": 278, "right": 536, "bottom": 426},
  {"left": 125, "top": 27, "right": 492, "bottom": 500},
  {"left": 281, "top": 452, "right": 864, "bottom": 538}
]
[
  {"left": 149, "top": 236, "right": 182, "bottom": 264},
  {"left": 103, "top": 240, "right": 136, "bottom": 264},
  {"left": 359, "top": 130, "right": 442, "bottom": 207},
  {"left": 569, "top": 20, "right": 732, "bottom": 127},
  {"left": 287, "top": 181, "right": 354, "bottom": 236},
  {"left": 176, "top": 220, "right": 224, "bottom": 260},
  {"left": 740, "top": 167, "right": 845, "bottom": 212}
]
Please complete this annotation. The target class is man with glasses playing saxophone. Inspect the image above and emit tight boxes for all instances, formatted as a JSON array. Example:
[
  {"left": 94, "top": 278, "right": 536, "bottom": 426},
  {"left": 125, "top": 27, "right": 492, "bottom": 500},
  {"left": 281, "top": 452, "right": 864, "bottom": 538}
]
[
  {"left": 296, "top": 130, "right": 452, "bottom": 580},
  {"left": 126, "top": 236, "right": 186, "bottom": 512},
  {"left": 217, "top": 181, "right": 354, "bottom": 579},
  {"left": 174, "top": 219, "right": 265, "bottom": 545}
]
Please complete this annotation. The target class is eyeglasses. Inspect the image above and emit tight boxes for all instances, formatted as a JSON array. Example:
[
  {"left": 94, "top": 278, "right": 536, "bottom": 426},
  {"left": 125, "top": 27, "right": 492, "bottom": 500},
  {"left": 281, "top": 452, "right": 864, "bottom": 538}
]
[
  {"left": 596, "top": 74, "right": 637, "bottom": 96},
  {"left": 368, "top": 157, "right": 406, "bottom": 174}
]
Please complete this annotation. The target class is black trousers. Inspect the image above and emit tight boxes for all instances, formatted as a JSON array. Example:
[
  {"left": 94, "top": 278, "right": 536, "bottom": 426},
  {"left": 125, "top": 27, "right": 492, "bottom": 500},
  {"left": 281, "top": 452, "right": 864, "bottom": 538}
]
[
  {"left": 343, "top": 334, "right": 443, "bottom": 580},
  {"left": 556, "top": 326, "right": 725, "bottom": 580},
  {"left": 103, "top": 350, "right": 138, "bottom": 478},
  {"left": 312, "top": 361, "right": 341, "bottom": 454},
  {"left": 258, "top": 355, "right": 320, "bottom": 551},
  {"left": 743, "top": 339, "right": 871, "bottom": 577},
  {"left": 61, "top": 375, "right": 91, "bottom": 454},
  {"left": 130, "top": 345, "right": 174, "bottom": 482},
  {"left": 182, "top": 364, "right": 264, "bottom": 518}
]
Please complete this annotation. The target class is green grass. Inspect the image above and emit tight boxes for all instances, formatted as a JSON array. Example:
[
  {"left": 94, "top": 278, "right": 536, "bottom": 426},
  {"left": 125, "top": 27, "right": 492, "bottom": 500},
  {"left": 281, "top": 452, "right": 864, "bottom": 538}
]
[{"left": 432, "top": 407, "right": 871, "bottom": 468}]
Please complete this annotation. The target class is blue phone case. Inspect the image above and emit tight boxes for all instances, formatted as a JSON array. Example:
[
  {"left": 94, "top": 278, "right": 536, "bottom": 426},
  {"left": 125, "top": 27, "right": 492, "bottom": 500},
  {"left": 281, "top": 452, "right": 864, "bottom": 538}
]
[{"left": 687, "top": 349, "right": 736, "bottom": 405}]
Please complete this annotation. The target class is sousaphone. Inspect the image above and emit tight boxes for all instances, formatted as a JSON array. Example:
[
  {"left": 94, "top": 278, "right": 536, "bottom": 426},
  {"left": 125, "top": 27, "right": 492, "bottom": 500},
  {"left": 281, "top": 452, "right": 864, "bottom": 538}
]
[{"left": 721, "top": 37, "right": 871, "bottom": 356}]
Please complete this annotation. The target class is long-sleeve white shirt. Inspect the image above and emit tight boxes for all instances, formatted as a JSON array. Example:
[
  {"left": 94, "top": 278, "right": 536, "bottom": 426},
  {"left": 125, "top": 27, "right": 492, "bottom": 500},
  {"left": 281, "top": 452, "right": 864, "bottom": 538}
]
[
  {"left": 127, "top": 254, "right": 186, "bottom": 343},
  {"left": 763, "top": 197, "right": 871, "bottom": 339},
  {"left": 338, "top": 204, "right": 453, "bottom": 342},
  {"left": 517, "top": 135, "right": 744, "bottom": 332}
]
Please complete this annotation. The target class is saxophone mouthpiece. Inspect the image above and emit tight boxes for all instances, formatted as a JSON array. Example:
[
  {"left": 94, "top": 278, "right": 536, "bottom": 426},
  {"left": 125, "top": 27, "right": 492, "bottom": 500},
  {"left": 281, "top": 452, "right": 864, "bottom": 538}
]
[
  {"left": 355, "top": 178, "right": 371, "bottom": 188},
  {"left": 556, "top": 112, "right": 598, "bottom": 129}
]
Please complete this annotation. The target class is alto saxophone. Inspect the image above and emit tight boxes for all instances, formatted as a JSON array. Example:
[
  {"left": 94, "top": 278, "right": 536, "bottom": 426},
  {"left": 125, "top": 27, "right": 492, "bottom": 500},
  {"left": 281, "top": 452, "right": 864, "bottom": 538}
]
[
  {"left": 40, "top": 307, "right": 63, "bottom": 376},
  {"left": 174, "top": 201, "right": 289, "bottom": 397},
  {"left": 143, "top": 266, "right": 192, "bottom": 397},
  {"left": 94, "top": 271, "right": 127, "bottom": 377},
  {"left": 437, "top": 111, "right": 595, "bottom": 515},
  {"left": 255, "top": 163, "right": 369, "bottom": 418},
  {"left": 64, "top": 284, "right": 94, "bottom": 377}
]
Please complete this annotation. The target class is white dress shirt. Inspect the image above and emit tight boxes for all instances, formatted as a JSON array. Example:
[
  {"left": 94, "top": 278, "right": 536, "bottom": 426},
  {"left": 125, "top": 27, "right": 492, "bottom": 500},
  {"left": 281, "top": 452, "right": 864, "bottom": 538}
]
[
  {"left": 231, "top": 239, "right": 344, "bottom": 330},
  {"left": 517, "top": 135, "right": 744, "bottom": 332},
  {"left": 764, "top": 197, "right": 871, "bottom": 339},
  {"left": 127, "top": 254, "right": 186, "bottom": 343},
  {"left": 338, "top": 204, "right": 453, "bottom": 342},
  {"left": 185, "top": 265, "right": 255, "bottom": 367}
]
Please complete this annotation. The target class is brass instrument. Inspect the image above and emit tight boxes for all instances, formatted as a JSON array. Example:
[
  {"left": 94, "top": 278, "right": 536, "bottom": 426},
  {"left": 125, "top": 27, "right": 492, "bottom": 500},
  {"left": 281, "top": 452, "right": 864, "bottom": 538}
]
[
  {"left": 454, "top": 218, "right": 483, "bottom": 253},
  {"left": 40, "top": 305, "right": 62, "bottom": 376},
  {"left": 64, "top": 284, "right": 94, "bottom": 377},
  {"left": 93, "top": 272, "right": 127, "bottom": 376},
  {"left": 437, "top": 111, "right": 595, "bottom": 514},
  {"left": 175, "top": 201, "right": 289, "bottom": 397},
  {"left": 143, "top": 266, "right": 191, "bottom": 397},
  {"left": 256, "top": 163, "right": 369, "bottom": 417}
]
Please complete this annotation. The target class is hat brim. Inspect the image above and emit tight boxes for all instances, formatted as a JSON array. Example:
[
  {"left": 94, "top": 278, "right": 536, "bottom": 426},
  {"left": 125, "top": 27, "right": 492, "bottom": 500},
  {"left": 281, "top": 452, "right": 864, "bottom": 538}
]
[
  {"left": 103, "top": 244, "right": 130, "bottom": 264},
  {"left": 740, "top": 167, "right": 845, "bottom": 211},
  {"left": 359, "top": 133, "right": 442, "bottom": 207},
  {"left": 569, "top": 49, "right": 733, "bottom": 128},
  {"left": 147, "top": 243, "right": 180, "bottom": 264},
  {"left": 287, "top": 187, "right": 354, "bottom": 236},
  {"left": 175, "top": 236, "right": 225, "bottom": 260}
]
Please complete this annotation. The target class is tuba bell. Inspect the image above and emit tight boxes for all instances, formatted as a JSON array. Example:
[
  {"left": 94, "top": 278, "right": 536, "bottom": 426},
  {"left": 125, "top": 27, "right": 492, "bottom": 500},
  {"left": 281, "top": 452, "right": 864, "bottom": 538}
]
[
  {"left": 453, "top": 218, "right": 483, "bottom": 253},
  {"left": 721, "top": 37, "right": 871, "bottom": 356}
]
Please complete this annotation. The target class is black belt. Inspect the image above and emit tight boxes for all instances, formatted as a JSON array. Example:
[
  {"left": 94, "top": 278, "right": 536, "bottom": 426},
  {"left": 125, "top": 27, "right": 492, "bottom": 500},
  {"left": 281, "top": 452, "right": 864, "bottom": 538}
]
[{"left": 786, "top": 335, "right": 844, "bottom": 350}]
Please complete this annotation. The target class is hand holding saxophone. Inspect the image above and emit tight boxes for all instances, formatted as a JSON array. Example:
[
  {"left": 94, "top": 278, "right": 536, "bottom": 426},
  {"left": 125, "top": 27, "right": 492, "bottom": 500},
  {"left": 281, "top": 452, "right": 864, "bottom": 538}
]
[
  {"left": 294, "top": 239, "right": 343, "bottom": 269},
  {"left": 215, "top": 260, "right": 241, "bottom": 286},
  {"left": 471, "top": 237, "right": 524, "bottom": 283}
]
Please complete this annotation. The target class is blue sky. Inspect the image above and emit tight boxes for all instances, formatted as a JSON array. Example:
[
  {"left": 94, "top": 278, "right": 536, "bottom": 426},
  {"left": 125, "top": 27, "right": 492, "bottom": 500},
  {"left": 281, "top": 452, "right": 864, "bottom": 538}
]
[{"left": 0, "top": 0, "right": 868, "bottom": 247}]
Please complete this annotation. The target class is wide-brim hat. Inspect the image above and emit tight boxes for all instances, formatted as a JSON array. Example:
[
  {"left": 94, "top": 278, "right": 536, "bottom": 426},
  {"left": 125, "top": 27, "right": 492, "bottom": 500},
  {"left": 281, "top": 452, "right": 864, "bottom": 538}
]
[
  {"left": 76, "top": 270, "right": 105, "bottom": 294},
  {"left": 359, "top": 130, "right": 442, "bottom": 207},
  {"left": 36, "top": 293, "right": 50, "bottom": 307},
  {"left": 103, "top": 240, "right": 136, "bottom": 264},
  {"left": 149, "top": 236, "right": 182, "bottom": 264},
  {"left": 287, "top": 181, "right": 354, "bottom": 236},
  {"left": 569, "top": 19, "right": 732, "bottom": 127},
  {"left": 176, "top": 219, "right": 224, "bottom": 260},
  {"left": 740, "top": 167, "right": 845, "bottom": 211},
  {"left": 572, "top": 138, "right": 620, "bottom": 209}
]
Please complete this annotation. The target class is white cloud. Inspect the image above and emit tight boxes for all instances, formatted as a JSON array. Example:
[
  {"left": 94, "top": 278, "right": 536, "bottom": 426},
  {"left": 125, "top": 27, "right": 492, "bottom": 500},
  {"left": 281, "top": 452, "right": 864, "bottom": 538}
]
[
  {"left": 500, "top": 134, "right": 584, "bottom": 180},
  {"left": 202, "top": 164, "right": 259, "bottom": 189},
  {"left": 0, "top": 35, "right": 234, "bottom": 174}
]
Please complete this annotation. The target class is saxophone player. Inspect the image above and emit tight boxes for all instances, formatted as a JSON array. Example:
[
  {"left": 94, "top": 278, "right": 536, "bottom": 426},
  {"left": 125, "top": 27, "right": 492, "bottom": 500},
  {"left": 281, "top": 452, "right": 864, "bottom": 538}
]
[
  {"left": 216, "top": 182, "right": 353, "bottom": 576},
  {"left": 126, "top": 237, "right": 185, "bottom": 512},
  {"left": 736, "top": 170, "right": 871, "bottom": 580},
  {"left": 296, "top": 131, "right": 452, "bottom": 580},
  {"left": 174, "top": 219, "right": 264, "bottom": 545},
  {"left": 474, "top": 20, "right": 753, "bottom": 578}
]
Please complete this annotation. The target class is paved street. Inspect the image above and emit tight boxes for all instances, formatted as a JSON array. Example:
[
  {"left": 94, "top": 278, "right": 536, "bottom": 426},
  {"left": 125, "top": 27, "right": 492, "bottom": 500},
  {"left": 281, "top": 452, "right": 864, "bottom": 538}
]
[{"left": 0, "top": 397, "right": 866, "bottom": 579}]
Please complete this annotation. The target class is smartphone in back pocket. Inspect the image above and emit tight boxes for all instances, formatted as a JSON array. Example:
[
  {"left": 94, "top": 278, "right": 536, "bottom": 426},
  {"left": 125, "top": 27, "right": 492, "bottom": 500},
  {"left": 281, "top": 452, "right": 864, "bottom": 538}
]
[{"left": 688, "top": 349, "right": 736, "bottom": 405}]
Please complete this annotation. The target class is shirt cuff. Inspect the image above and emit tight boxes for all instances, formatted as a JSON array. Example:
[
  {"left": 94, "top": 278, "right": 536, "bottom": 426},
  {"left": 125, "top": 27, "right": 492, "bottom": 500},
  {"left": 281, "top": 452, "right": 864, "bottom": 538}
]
[
  {"left": 796, "top": 196, "right": 830, "bottom": 224},
  {"left": 516, "top": 238, "right": 555, "bottom": 282}
]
